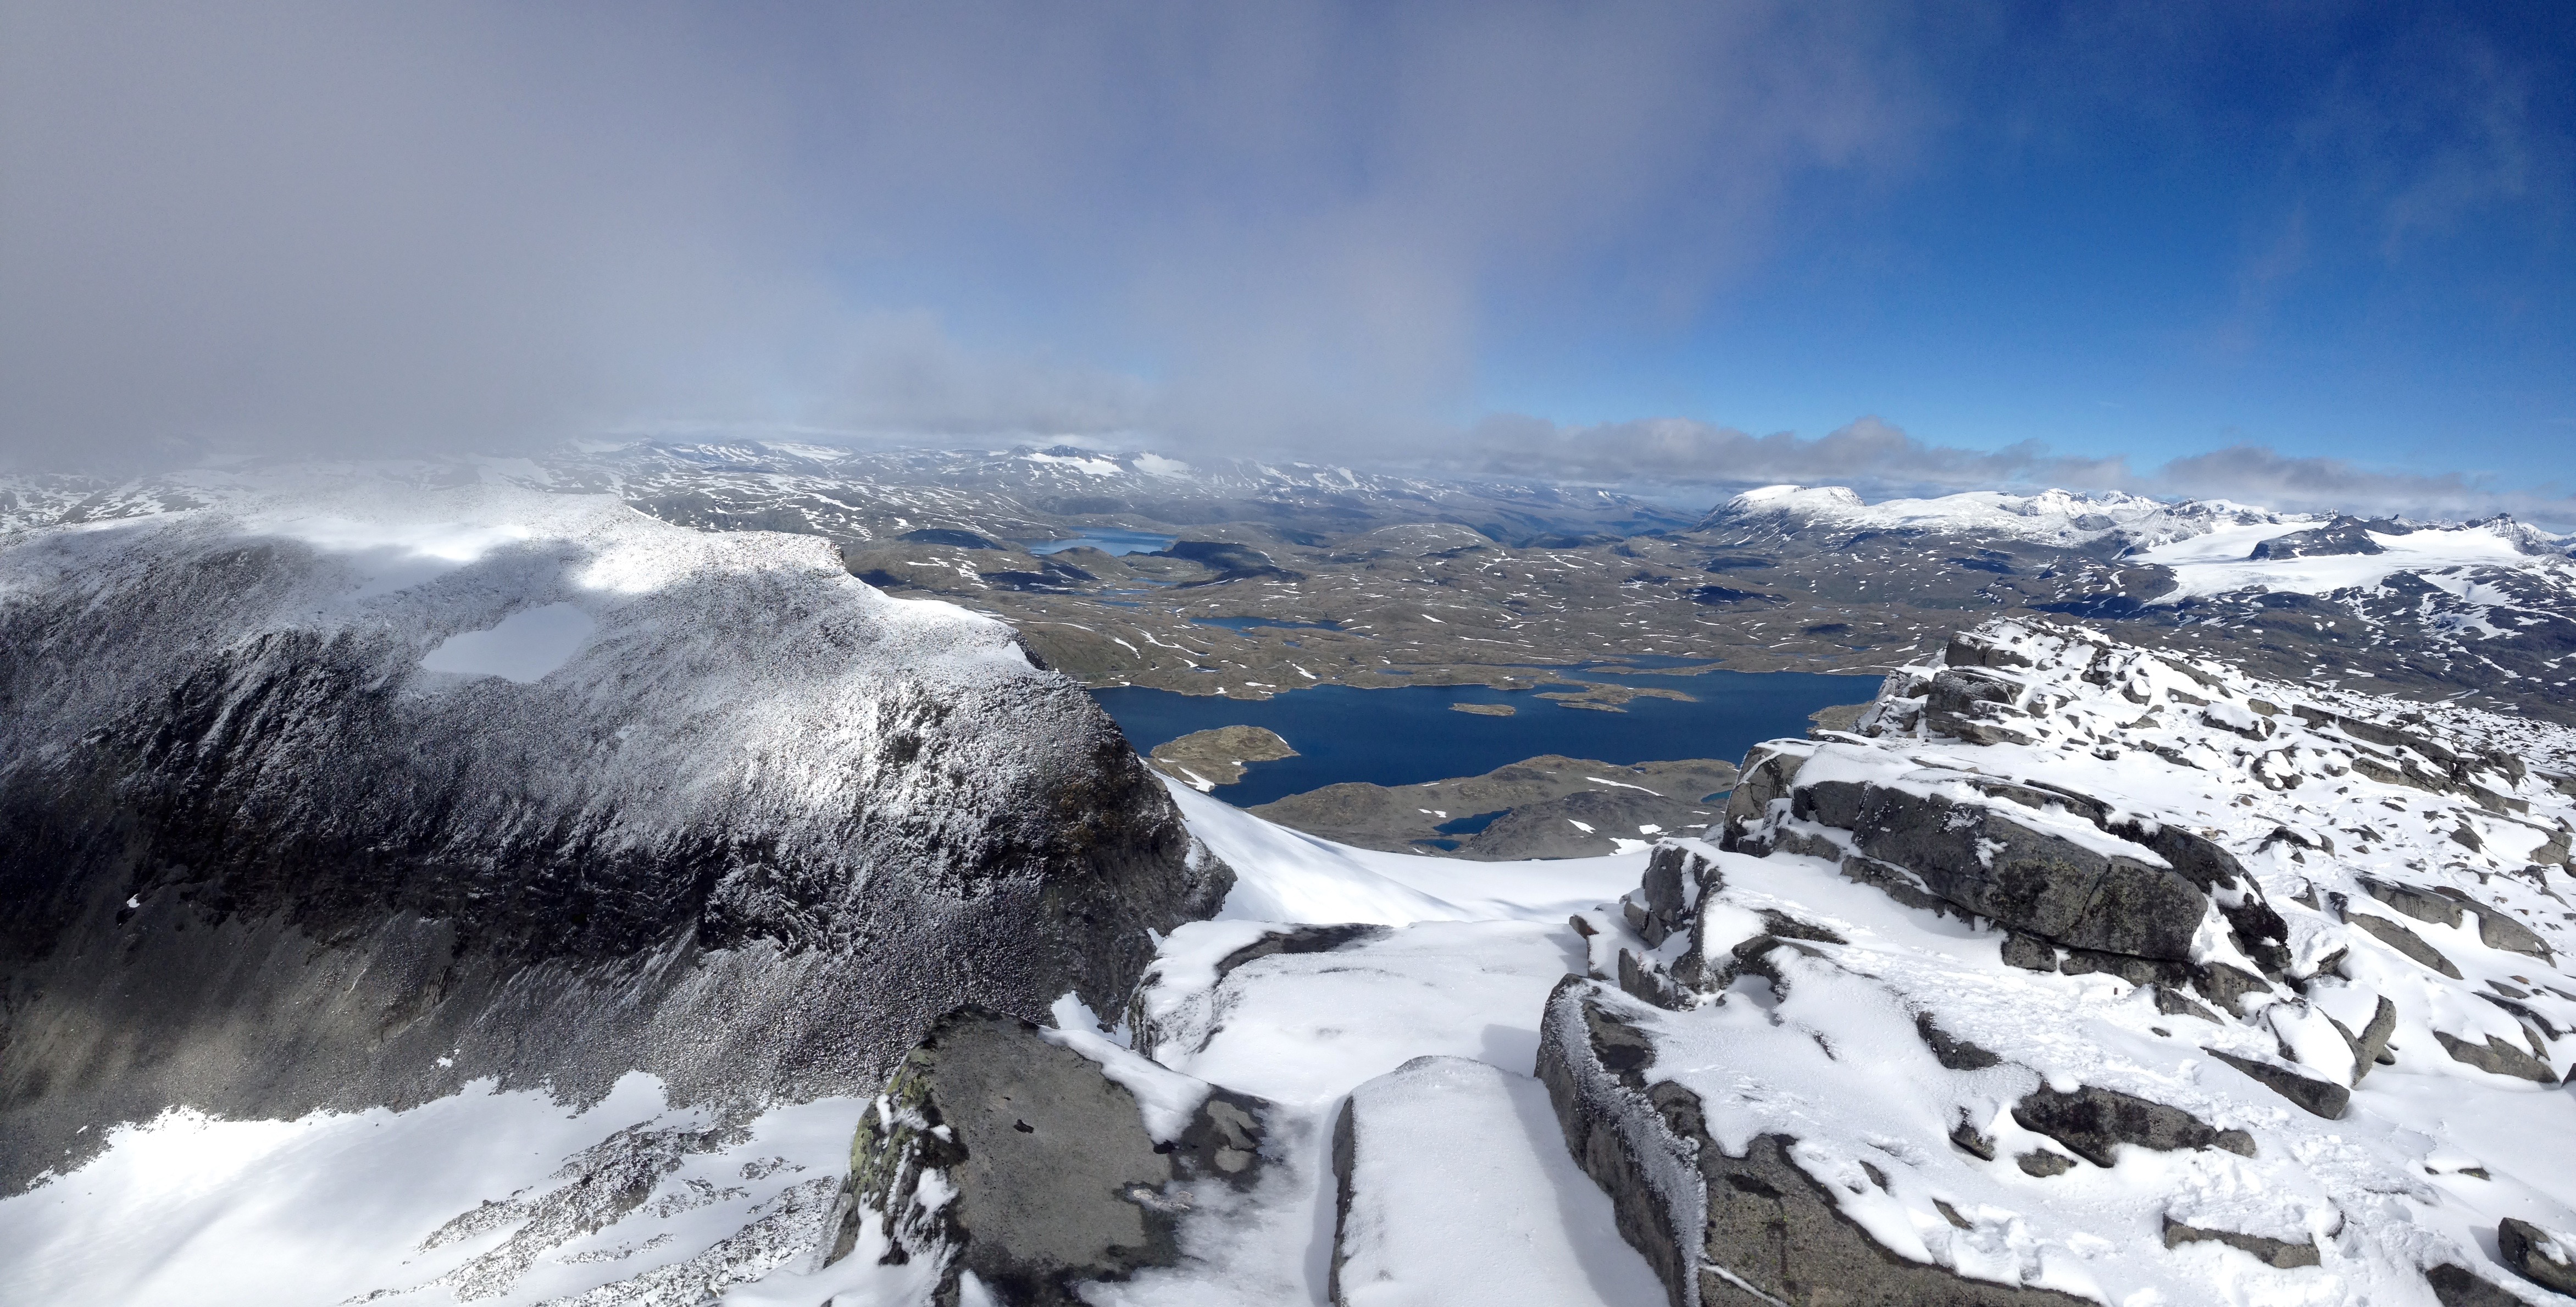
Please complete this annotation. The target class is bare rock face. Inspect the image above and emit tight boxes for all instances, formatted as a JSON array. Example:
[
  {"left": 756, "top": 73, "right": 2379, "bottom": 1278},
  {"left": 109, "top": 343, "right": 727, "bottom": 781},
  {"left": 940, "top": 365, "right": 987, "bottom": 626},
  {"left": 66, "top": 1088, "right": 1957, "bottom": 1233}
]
[
  {"left": 0, "top": 485, "right": 1230, "bottom": 1188},
  {"left": 830, "top": 1006, "right": 1268, "bottom": 1306}
]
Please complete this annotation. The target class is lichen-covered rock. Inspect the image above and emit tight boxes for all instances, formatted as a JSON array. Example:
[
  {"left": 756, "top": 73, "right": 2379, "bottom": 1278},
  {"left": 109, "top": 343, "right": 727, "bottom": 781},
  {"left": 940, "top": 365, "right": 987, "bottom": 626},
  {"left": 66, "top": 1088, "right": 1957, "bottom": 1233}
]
[{"left": 829, "top": 1006, "right": 1268, "bottom": 1305}]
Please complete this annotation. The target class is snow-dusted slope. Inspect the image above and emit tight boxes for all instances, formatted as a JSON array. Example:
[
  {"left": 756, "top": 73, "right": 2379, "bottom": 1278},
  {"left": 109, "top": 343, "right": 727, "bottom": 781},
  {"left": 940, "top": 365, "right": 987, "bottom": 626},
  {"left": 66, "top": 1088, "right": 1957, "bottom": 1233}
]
[
  {"left": 1558, "top": 621, "right": 2576, "bottom": 1305},
  {"left": 0, "top": 469, "right": 1225, "bottom": 1194},
  {"left": 758, "top": 621, "right": 2576, "bottom": 1305}
]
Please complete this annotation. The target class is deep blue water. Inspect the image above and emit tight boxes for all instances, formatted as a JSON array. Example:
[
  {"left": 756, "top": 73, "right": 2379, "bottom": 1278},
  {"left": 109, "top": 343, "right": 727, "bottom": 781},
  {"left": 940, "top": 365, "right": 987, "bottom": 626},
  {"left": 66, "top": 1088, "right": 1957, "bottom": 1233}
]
[
  {"left": 1028, "top": 529, "right": 1178, "bottom": 556},
  {"left": 1092, "top": 669, "right": 1877, "bottom": 806}
]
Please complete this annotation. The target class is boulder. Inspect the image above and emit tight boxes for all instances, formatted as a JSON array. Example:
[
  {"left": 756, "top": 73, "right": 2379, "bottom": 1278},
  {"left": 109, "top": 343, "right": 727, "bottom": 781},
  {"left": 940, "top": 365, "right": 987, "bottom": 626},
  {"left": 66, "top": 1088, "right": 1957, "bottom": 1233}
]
[
  {"left": 828, "top": 1006, "right": 1268, "bottom": 1306},
  {"left": 2346, "top": 913, "right": 2464, "bottom": 978},
  {"left": 2499, "top": 1217, "right": 2576, "bottom": 1297},
  {"left": 2427, "top": 1263, "right": 2531, "bottom": 1307},
  {"left": 2161, "top": 1217, "right": 2320, "bottom": 1269},
  {"left": 2204, "top": 1050, "right": 2351, "bottom": 1118},
  {"left": 2434, "top": 1031, "right": 2559, "bottom": 1084},
  {"left": 2009, "top": 1085, "right": 2256, "bottom": 1167}
]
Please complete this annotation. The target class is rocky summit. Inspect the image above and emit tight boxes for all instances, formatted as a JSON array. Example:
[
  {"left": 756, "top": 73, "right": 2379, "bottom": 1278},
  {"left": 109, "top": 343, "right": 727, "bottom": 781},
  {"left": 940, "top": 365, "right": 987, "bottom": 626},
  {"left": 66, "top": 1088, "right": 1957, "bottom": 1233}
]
[{"left": 787, "top": 618, "right": 2576, "bottom": 1306}]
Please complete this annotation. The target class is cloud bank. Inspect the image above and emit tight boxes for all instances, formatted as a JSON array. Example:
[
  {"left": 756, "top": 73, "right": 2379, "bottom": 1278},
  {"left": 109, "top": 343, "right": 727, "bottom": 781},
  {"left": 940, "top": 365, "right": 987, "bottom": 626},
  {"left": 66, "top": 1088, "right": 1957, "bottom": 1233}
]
[{"left": 0, "top": 1, "right": 1927, "bottom": 472}]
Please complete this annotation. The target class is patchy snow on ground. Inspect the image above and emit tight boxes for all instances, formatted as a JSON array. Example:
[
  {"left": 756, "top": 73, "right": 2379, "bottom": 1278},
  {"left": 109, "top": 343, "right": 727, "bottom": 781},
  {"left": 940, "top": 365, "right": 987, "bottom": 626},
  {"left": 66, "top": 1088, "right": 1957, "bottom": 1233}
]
[{"left": 2140, "top": 521, "right": 2571, "bottom": 605}]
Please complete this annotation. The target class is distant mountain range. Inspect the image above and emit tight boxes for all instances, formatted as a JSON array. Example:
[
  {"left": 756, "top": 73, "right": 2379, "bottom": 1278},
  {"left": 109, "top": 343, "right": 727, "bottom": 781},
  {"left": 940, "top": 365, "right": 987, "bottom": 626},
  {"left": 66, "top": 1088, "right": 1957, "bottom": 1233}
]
[{"left": 8, "top": 445, "right": 2573, "bottom": 724}]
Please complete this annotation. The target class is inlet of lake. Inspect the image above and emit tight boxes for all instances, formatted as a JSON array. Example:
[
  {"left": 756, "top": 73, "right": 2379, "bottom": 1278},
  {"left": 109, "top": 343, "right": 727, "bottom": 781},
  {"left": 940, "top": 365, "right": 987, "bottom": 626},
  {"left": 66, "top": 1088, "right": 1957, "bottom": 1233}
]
[{"left": 1092, "top": 668, "right": 1878, "bottom": 806}]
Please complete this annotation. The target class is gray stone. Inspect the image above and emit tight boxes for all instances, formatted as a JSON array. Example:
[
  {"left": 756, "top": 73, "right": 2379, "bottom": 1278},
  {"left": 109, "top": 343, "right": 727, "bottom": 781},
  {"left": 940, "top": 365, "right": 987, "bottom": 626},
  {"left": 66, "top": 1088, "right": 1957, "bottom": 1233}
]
[
  {"left": 1916, "top": 1013, "right": 2003, "bottom": 1070},
  {"left": 1538, "top": 978, "right": 2090, "bottom": 1307},
  {"left": 2010, "top": 1085, "right": 2256, "bottom": 1167},
  {"left": 2346, "top": 913, "right": 2464, "bottom": 978},
  {"left": 2152, "top": 987, "right": 2221, "bottom": 1023},
  {"left": 2190, "top": 962, "right": 2277, "bottom": 1017},
  {"left": 2205, "top": 1050, "right": 2351, "bottom": 1118},
  {"left": 2016, "top": 1149, "right": 2075, "bottom": 1177},
  {"left": 2500, "top": 1217, "right": 2576, "bottom": 1296},
  {"left": 2453, "top": 895, "right": 2556, "bottom": 960},
  {"left": 2161, "top": 1217, "right": 2320, "bottom": 1268},
  {"left": 2327, "top": 996, "right": 2399, "bottom": 1082},
  {"left": 2427, "top": 1263, "right": 2531, "bottom": 1307},
  {"left": 2001, "top": 933, "right": 2061, "bottom": 972},
  {"left": 1720, "top": 744, "right": 1811, "bottom": 851},
  {"left": 2363, "top": 878, "right": 2465, "bottom": 929},
  {"left": 2435, "top": 1031, "right": 2559, "bottom": 1083},
  {"left": 1950, "top": 1118, "right": 1998, "bottom": 1161},
  {"left": 830, "top": 1006, "right": 1267, "bottom": 1306}
]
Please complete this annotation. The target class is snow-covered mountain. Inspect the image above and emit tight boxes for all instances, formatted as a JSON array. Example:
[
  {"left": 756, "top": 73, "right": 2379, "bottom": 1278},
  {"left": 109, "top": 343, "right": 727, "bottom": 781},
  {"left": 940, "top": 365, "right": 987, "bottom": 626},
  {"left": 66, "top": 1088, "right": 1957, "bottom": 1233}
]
[
  {"left": 1689, "top": 484, "right": 2576, "bottom": 726},
  {"left": 1700, "top": 484, "right": 2306, "bottom": 551},
  {"left": 8, "top": 618, "right": 2576, "bottom": 1304},
  {"left": 0, "top": 469, "right": 1226, "bottom": 1195}
]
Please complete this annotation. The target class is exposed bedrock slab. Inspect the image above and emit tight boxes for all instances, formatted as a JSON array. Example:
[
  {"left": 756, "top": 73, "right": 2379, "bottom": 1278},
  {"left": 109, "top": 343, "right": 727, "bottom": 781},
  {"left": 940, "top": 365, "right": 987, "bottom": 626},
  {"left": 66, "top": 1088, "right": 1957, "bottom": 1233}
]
[
  {"left": 1794, "top": 779, "right": 2209, "bottom": 960},
  {"left": 831, "top": 1006, "right": 1268, "bottom": 1306},
  {"left": 1329, "top": 1054, "right": 1663, "bottom": 1307},
  {"left": 1537, "top": 978, "right": 2091, "bottom": 1307}
]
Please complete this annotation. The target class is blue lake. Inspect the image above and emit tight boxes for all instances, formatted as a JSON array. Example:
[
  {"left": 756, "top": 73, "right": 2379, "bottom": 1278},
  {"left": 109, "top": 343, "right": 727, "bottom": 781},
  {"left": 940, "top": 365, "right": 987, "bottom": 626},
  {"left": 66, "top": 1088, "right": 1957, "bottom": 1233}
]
[
  {"left": 1187, "top": 616, "right": 1345, "bottom": 634},
  {"left": 1092, "top": 669, "right": 1877, "bottom": 806},
  {"left": 1028, "top": 529, "right": 1178, "bottom": 556}
]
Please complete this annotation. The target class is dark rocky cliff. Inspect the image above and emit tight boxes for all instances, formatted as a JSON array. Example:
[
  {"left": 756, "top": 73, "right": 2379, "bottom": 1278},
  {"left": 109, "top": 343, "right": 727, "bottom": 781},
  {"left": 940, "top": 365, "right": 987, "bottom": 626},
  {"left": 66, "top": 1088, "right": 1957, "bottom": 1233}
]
[{"left": 0, "top": 485, "right": 1229, "bottom": 1190}]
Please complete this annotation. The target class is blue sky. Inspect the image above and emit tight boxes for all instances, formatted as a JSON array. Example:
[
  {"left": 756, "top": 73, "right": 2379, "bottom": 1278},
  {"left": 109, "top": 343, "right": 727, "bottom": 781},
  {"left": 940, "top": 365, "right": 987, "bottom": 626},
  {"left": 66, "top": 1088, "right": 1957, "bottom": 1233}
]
[
  {"left": 1477, "top": 6, "right": 2576, "bottom": 488},
  {"left": 4, "top": 2, "right": 2572, "bottom": 516}
]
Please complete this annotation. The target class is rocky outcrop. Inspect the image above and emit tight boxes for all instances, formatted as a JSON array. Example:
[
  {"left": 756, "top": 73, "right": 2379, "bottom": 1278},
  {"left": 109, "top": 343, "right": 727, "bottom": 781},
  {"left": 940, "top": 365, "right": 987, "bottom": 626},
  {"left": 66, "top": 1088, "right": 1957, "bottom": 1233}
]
[
  {"left": 1548, "top": 621, "right": 2576, "bottom": 1305},
  {"left": 0, "top": 485, "right": 1230, "bottom": 1189},
  {"left": 1718, "top": 749, "right": 2289, "bottom": 1012},
  {"left": 828, "top": 1006, "right": 1268, "bottom": 1305},
  {"left": 1538, "top": 978, "right": 2094, "bottom": 1307}
]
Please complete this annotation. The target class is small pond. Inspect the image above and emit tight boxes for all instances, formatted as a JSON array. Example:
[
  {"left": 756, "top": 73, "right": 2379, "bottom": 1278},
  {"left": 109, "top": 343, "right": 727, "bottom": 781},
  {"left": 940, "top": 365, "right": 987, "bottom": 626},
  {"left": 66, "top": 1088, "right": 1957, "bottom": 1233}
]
[
  {"left": 1026, "top": 529, "right": 1178, "bottom": 557},
  {"left": 1092, "top": 668, "right": 1877, "bottom": 806}
]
